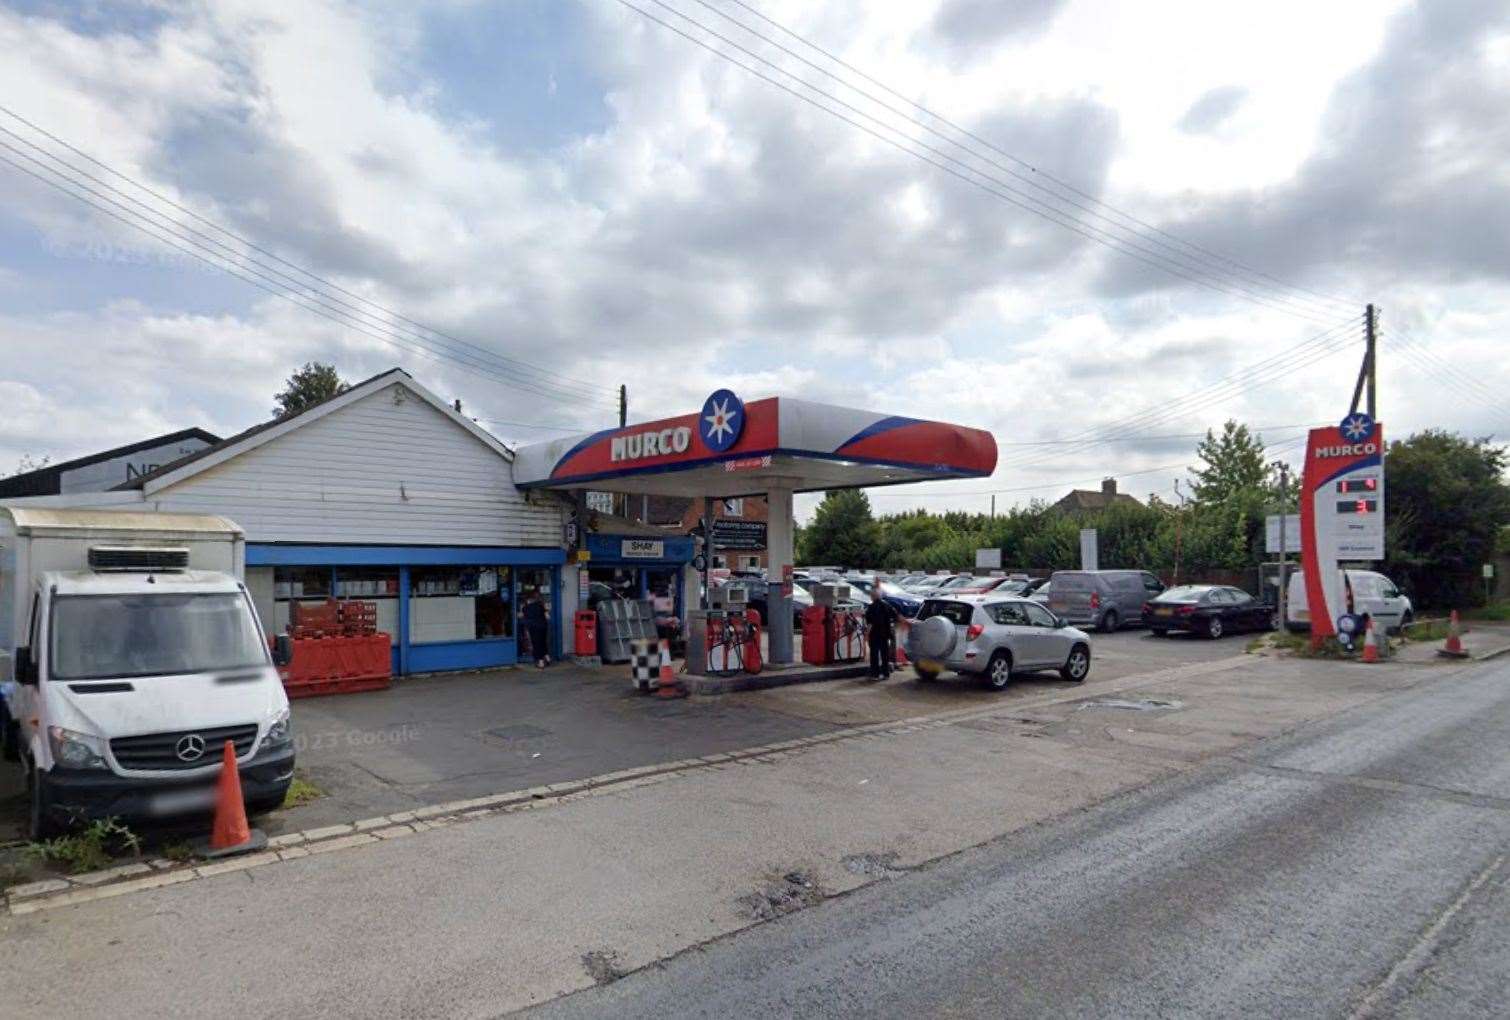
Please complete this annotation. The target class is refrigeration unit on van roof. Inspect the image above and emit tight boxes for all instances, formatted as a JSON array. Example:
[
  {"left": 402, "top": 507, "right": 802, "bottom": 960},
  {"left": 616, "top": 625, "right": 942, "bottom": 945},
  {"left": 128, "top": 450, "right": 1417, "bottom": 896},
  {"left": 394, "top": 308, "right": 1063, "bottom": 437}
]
[{"left": 86, "top": 545, "right": 190, "bottom": 572}]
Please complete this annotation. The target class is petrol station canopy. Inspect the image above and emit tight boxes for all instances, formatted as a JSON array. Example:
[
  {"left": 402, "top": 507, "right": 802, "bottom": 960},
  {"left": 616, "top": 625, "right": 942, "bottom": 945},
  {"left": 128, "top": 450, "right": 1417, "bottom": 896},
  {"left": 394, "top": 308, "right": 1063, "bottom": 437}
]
[{"left": 512, "top": 393, "right": 998, "bottom": 498}]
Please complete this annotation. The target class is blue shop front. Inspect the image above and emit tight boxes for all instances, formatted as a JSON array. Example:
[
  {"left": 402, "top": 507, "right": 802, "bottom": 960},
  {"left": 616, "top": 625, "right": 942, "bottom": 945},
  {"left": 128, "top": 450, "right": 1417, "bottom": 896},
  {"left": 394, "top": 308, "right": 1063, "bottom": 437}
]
[
  {"left": 583, "top": 532, "right": 695, "bottom": 619},
  {"left": 247, "top": 544, "right": 565, "bottom": 675}
]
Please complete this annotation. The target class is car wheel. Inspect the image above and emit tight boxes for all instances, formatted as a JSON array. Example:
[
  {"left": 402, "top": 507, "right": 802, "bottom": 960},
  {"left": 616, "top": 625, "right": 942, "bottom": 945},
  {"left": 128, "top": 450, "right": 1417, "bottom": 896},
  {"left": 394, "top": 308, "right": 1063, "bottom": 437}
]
[
  {"left": 1099, "top": 609, "right": 1120, "bottom": 633},
  {"left": 984, "top": 650, "right": 1013, "bottom": 691},
  {"left": 915, "top": 666, "right": 940, "bottom": 683},
  {"left": 1206, "top": 616, "right": 1224, "bottom": 640},
  {"left": 27, "top": 759, "right": 59, "bottom": 842},
  {"left": 1060, "top": 644, "right": 1090, "bottom": 683},
  {"left": 1398, "top": 610, "right": 1414, "bottom": 634}
]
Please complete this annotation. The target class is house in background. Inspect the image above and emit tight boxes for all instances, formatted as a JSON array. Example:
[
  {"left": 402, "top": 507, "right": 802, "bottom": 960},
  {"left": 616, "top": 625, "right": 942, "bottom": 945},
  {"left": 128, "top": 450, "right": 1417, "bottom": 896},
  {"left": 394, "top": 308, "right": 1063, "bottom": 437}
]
[{"left": 1052, "top": 477, "right": 1143, "bottom": 514}]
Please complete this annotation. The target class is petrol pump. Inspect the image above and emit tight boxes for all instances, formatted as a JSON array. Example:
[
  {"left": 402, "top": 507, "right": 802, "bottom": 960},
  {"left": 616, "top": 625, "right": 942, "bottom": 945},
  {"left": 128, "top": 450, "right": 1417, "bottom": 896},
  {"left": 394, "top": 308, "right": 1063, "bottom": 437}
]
[
  {"left": 800, "top": 582, "right": 866, "bottom": 665},
  {"left": 698, "top": 583, "right": 763, "bottom": 675}
]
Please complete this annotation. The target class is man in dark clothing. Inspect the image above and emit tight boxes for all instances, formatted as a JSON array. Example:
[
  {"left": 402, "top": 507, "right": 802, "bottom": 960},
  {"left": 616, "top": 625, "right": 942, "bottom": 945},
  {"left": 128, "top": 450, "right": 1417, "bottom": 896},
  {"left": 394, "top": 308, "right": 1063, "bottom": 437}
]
[{"left": 864, "top": 588, "right": 898, "bottom": 680}]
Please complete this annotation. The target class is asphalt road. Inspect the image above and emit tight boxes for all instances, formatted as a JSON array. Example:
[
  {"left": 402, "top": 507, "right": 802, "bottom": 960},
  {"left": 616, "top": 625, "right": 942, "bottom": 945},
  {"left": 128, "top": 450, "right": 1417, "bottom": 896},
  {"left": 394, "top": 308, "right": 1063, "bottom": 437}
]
[{"left": 525, "top": 658, "right": 1510, "bottom": 1019}]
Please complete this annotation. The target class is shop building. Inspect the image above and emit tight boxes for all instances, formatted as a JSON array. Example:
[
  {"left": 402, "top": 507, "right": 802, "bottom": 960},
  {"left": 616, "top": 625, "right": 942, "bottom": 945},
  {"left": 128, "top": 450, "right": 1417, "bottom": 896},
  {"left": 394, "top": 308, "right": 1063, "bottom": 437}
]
[{"left": 9, "top": 369, "right": 569, "bottom": 674}]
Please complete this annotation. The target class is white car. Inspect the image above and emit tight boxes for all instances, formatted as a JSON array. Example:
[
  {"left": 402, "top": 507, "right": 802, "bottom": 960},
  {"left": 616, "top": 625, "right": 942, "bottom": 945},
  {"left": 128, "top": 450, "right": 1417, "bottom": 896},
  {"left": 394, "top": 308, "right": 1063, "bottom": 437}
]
[
  {"left": 1286, "top": 568, "right": 1414, "bottom": 634},
  {"left": 906, "top": 595, "right": 1092, "bottom": 691}
]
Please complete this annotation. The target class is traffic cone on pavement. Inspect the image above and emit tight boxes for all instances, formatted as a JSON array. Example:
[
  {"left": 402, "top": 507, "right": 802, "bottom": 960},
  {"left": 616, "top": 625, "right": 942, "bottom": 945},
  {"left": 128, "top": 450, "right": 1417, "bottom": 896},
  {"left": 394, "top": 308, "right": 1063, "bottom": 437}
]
[
  {"left": 1438, "top": 610, "right": 1470, "bottom": 659},
  {"left": 192, "top": 740, "right": 267, "bottom": 858},
  {"left": 1361, "top": 617, "right": 1380, "bottom": 663}
]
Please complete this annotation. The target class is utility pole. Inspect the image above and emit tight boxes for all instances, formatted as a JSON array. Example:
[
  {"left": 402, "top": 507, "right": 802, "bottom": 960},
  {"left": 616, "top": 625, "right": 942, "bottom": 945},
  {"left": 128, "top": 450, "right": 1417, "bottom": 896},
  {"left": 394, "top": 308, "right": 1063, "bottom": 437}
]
[
  {"left": 1172, "top": 478, "right": 1185, "bottom": 586},
  {"left": 990, "top": 494, "right": 995, "bottom": 519},
  {"left": 1365, "top": 304, "right": 1377, "bottom": 418},
  {"left": 618, "top": 385, "right": 627, "bottom": 429}
]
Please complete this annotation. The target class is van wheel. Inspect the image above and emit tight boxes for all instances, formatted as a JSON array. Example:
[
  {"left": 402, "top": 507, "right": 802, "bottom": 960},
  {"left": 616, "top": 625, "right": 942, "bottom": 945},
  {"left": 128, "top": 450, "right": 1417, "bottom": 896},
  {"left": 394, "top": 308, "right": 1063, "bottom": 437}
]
[
  {"left": 1060, "top": 644, "right": 1090, "bottom": 683},
  {"left": 984, "top": 651, "right": 1013, "bottom": 691},
  {"left": 26, "top": 760, "right": 59, "bottom": 842},
  {"left": 1099, "top": 610, "right": 1119, "bottom": 633},
  {"left": 0, "top": 704, "right": 18, "bottom": 763}
]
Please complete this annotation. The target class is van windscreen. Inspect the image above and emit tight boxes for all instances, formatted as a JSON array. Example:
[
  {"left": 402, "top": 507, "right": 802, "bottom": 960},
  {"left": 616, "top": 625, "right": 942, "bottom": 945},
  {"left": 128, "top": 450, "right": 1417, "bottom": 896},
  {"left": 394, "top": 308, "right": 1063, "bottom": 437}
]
[{"left": 50, "top": 593, "right": 268, "bottom": 681}]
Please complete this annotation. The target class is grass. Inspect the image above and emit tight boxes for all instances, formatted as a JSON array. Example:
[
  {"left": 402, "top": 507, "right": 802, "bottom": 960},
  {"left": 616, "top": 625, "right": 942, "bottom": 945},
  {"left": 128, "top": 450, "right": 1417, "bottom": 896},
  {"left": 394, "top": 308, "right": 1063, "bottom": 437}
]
[
  {"left": 26, "top": 817, "right": 141, "bottom": 875},
  {"left": 1402, "top": 619, "right": 1452, "bottom": 643},
  {"left": 1468, "top": 601, "right": 1510, "bottom": 622},
  {"left": 160, "top": 840, "right": 196, "bottom": 863},
  {"left": 282, "top": 773, "right": 325, "bottom": 810}
]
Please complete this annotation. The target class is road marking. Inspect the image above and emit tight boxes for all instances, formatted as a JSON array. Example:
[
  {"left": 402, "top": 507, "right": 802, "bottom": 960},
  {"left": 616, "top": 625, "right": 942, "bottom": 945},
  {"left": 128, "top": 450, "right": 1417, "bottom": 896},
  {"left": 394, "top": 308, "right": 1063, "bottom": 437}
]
[{"left": 1348, "top": 852, "right": 1507, "bottom": 1019}]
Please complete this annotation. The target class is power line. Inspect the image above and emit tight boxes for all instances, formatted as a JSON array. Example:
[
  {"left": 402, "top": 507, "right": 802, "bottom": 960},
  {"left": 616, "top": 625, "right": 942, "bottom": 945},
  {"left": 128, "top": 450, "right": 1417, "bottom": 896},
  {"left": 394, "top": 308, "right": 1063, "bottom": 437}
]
[
  {"left": 994, "top": 421, "right": 1324, "bottom": 447},
  {"left": 993, "top": 316, "right": 1362, "bottom": 472},
  {"left": 688, "top": 0, "right": 1356, "bottom": 321},
  {"left": 717, "top": 0, "right": 1365, "bottom": 316},
  {"left": 0, "top": 146, "right": 621, "bottom": 412},
  {"left": 616, "top": 0, "right": 1355, "bottom": 328},
  {"left": 0, "top": 109, "right": 618, "bottom": 409}
]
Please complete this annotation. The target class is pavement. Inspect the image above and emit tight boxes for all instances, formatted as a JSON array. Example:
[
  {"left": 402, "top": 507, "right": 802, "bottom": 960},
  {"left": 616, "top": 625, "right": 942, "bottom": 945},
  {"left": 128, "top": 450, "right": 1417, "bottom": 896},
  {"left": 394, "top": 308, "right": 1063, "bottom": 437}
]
[{"left": 2, "top": 641, "right": 1492, "bottom": 1017}]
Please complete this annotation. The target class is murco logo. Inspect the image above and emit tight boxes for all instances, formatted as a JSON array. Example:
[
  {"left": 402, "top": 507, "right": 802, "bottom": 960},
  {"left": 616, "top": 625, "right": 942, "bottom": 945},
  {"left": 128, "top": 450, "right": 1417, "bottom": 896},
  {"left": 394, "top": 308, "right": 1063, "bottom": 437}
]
[{"left": 699, "top": 389, "right": 744, "bottom": 453}]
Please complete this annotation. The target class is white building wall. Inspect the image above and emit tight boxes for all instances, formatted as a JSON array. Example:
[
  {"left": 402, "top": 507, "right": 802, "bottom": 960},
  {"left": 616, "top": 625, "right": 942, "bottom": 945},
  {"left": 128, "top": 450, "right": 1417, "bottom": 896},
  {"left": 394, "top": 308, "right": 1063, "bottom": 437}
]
[{"left": 143, "top": 383, "right": 563, "bottom": 547}]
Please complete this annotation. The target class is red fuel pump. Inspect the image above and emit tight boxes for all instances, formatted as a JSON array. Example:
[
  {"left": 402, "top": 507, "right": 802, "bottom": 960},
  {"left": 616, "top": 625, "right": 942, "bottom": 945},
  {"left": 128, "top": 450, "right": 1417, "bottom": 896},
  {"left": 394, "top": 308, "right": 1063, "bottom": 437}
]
[
  {"left": 741, "top": 607, "right": 763, "bottom": 673},
  {"left": 801, "top": 604, "right": 829, "bottom": 665}
]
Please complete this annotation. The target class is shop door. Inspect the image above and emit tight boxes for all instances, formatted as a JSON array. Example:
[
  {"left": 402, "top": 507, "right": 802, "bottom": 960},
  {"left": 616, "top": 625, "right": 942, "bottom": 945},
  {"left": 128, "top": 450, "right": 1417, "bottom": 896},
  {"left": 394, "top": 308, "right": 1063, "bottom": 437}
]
[{"left": 518, "top": 568, "right": 556, "bottom": 662}]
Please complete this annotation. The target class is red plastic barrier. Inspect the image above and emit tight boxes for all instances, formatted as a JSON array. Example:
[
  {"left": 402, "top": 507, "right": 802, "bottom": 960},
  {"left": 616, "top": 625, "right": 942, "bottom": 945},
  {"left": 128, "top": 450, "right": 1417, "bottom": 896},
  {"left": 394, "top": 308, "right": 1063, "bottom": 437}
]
[
  {"left": 277, "top": 632, "right": 392, "bottom": 699},
  {"left": 801, "top": 605, "right": 828, "bottom": 665}
]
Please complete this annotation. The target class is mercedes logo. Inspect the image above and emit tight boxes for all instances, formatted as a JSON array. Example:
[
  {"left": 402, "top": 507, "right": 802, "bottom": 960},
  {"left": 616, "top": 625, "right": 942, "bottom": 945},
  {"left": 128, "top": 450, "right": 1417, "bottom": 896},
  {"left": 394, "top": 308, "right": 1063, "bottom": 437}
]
[{"left": 175, "top": 734, "right": 207, "bottom": 762}]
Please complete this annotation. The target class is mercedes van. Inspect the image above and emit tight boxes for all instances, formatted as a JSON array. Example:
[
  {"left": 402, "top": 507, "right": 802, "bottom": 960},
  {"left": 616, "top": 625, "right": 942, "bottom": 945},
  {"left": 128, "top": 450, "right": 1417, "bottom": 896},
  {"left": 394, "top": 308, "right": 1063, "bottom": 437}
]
[{"left": 0, "top": 508, "right": 294, "bottom": 838}]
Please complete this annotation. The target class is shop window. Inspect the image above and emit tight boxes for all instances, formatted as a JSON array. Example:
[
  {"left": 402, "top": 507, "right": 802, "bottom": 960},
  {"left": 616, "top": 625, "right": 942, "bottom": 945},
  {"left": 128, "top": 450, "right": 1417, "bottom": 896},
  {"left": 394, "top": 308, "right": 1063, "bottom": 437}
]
[
  {"left": 335, "top": 567, "right": 399, "bottom": 599},
  {"left": 273, "top": 567, "right": 330, "bottom": 601},
  {"left": 409, "top": 566, "right": 514, "bottom": 643}
]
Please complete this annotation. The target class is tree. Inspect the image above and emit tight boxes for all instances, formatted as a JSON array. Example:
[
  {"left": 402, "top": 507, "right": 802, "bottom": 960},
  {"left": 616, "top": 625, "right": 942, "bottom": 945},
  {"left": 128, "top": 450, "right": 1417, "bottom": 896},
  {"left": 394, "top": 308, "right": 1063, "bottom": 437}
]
[
  {"left": 1189, "top": 420, "right": 1270, "bottom": 505},
  {"left": 10, "top": 453, "right": 50, "bottom": 476},
  {"left": 1383, "top": 431, "right": 1510, "bottom": 608},
  {"left": 799, "top": 490, "right": 881, "bottom": 567},
  {"left": 273, "top": 362, "right": 348, "bottom": 418}
]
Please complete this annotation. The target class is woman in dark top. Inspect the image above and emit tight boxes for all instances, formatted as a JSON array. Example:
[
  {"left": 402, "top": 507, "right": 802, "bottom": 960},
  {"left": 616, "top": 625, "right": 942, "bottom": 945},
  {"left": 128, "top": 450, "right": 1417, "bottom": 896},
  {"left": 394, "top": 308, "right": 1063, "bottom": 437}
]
[{"left": 523, "top": 592, "right": 550, "bottom": 668}]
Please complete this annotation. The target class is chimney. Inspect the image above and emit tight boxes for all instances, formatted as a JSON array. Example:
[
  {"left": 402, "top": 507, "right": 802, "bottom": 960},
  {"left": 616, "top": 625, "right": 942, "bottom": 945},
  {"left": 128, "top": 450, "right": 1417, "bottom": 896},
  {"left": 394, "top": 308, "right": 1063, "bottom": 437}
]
[{"left": 1101, "top": 477, "right": 1117, "bottom": 498}]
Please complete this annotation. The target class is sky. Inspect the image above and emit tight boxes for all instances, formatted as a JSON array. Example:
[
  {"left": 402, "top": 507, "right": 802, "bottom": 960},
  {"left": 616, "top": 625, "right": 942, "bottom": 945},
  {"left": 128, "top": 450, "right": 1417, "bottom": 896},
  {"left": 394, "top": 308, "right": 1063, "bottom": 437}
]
[{"left": 1, "top": 0, "right": 1507, "bottom": 523}]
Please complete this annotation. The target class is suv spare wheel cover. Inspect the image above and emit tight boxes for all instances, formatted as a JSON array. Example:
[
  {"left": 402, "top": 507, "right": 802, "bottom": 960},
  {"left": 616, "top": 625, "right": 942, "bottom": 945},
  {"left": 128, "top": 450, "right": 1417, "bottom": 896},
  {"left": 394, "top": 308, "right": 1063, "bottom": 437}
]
[{"left": 913, "top": 615, "right": 957, "bottom": 659}]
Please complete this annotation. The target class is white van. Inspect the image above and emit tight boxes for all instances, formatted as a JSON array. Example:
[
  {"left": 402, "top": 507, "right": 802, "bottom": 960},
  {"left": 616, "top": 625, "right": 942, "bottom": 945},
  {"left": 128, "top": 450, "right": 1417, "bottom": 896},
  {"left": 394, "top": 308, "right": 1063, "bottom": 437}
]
[
  {"left": 0, "top": 508, "right": 294, "bottom": 838},
  {"left": 1285, "top": 568, "right": 1414, "bottom": 634}
]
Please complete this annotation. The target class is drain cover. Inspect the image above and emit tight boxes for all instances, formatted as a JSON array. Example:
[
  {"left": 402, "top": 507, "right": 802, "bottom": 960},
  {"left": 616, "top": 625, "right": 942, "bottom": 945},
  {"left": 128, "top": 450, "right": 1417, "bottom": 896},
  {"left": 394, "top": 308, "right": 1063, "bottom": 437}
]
[
  {"left": 485, "top": 723, "right": 553, "bottom": 740},
  {"left": 1077, "top": 697, "right": 1183, "bottom": 712}
]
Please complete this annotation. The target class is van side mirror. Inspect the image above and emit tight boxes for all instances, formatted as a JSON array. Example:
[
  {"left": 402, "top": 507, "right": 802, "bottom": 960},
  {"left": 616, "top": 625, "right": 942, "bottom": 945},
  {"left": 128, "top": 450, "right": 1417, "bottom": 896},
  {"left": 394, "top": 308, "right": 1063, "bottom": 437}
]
[
  {"left": 272, "top": 634, "right": 293, "bottom": 668},
  {"left": 14, "top": 646, "right": 38, "bottom": 685}
]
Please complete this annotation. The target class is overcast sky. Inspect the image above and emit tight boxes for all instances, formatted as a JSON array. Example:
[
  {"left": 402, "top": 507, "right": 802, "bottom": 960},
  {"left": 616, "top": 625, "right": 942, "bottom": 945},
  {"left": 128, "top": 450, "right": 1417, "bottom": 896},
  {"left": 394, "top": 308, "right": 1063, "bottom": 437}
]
[{"left": 1, "top": 0, "right": 1507, "bottom": 522}]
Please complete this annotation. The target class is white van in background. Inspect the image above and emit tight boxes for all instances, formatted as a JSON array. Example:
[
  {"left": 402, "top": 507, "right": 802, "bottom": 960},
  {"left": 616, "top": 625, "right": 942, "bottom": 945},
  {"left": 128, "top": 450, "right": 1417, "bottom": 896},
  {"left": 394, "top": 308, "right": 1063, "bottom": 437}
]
[
  {"left": 1286, "top": 568, "right": 1414, "bottom": 634},
  {"left": 0, "top": 508, "right": 294, "bottom": 838}
]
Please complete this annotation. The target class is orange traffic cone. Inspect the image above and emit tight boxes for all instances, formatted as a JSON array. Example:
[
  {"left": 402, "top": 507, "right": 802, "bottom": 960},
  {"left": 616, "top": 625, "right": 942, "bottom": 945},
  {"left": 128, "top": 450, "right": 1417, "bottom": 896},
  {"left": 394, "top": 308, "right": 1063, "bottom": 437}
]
[
  {"left": 193, "top": 740, "right": 267, "bottom": 858},
  {"left": 655, "top": 639, "right": 687, "bottom": 698},
  {"left": 1361, "top": 617, "right": 1380, "bottom": 663},
  {"left": 1438, "top": 610, "right": 1470, "bottom": 659}
]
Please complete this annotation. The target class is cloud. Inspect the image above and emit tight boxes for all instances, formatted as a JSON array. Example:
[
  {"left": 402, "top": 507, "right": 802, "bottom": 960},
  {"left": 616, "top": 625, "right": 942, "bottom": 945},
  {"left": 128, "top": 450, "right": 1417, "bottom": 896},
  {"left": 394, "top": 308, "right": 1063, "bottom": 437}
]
[
  {"left": 928, "top": 0, "right": 1069, "bottom": 60},
  {"left": 1177, "top": 85, "right": 1248, "bottom": 134}
]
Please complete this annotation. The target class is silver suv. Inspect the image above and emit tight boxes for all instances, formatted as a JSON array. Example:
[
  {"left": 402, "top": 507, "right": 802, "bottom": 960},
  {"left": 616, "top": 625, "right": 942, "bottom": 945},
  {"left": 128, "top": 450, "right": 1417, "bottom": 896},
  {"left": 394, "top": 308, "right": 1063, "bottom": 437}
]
[{"left": 907, "top": 595, "right": 1092, "bottom": 691}]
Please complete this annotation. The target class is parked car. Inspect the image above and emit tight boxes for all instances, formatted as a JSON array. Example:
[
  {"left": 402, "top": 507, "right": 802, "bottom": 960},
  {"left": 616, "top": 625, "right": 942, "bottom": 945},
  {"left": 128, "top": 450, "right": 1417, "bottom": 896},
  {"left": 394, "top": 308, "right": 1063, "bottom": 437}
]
[
  {"left": 906, "top": 595, "right": 1092, "bottom": 691},
  {"left": 1028, "top": 580, "right": 1052, "bottom": 604},
  {"left": 1143, "top": 584, "right": 1274, "bottom": 638},
  {"left": 844, "top": 576, "right": 923, "bottom": 618},
  {"left": 952, "top": 576, "right": 1015, "bottom": 596},
  {"left": 1285, "top": 569, "right": 1414, "bottom": 634},
  {"left": 912, "top": 573, "right": 977, "bottom": 596},
  {"left": 1048, "top": 570, "right": 1165, "bottom": 632},
  {"left": 1001, "top": 577, "right": 1047, "bottom": 597}
]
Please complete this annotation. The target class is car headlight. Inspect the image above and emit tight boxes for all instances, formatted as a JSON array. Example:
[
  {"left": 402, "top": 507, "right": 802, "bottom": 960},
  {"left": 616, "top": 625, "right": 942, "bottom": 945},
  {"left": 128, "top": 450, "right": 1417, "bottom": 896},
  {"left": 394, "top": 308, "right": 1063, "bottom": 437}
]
[
  {"left": 48, "top": 726, "right": 109, "bottom": 770},
  {"left": 263, "top": 708, "right": 292, "bottom": 748}
]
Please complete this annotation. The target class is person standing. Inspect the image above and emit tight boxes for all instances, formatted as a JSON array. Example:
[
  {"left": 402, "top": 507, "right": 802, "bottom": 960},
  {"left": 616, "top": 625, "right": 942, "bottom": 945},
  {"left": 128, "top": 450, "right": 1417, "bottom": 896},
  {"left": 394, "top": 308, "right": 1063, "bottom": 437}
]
[
  {"left": 523, "top": 591, "right": 551, "bottom": 668},
  {"left": 864, "top": 587, "right": 898, "bottom": 680}
]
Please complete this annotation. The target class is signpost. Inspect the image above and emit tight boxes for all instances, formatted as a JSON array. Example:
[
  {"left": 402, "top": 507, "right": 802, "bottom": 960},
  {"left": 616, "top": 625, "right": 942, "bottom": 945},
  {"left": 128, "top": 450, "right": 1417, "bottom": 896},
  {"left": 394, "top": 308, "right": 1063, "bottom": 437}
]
[
  {"left": 710, "top": 520, "right": 767, "bottom": 551},
  {"left": 1301, "top": 412, "right": 1385, "bottom": 646},
  {"left": 975, "top": 548, "right": 1002, "bottom": 570},
  {"left": 1079, "top": 529, "right": 1099, "bottom": 572},
  {"left": 1265, "top": 514, "right": 1301, "bottom": 554}
]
